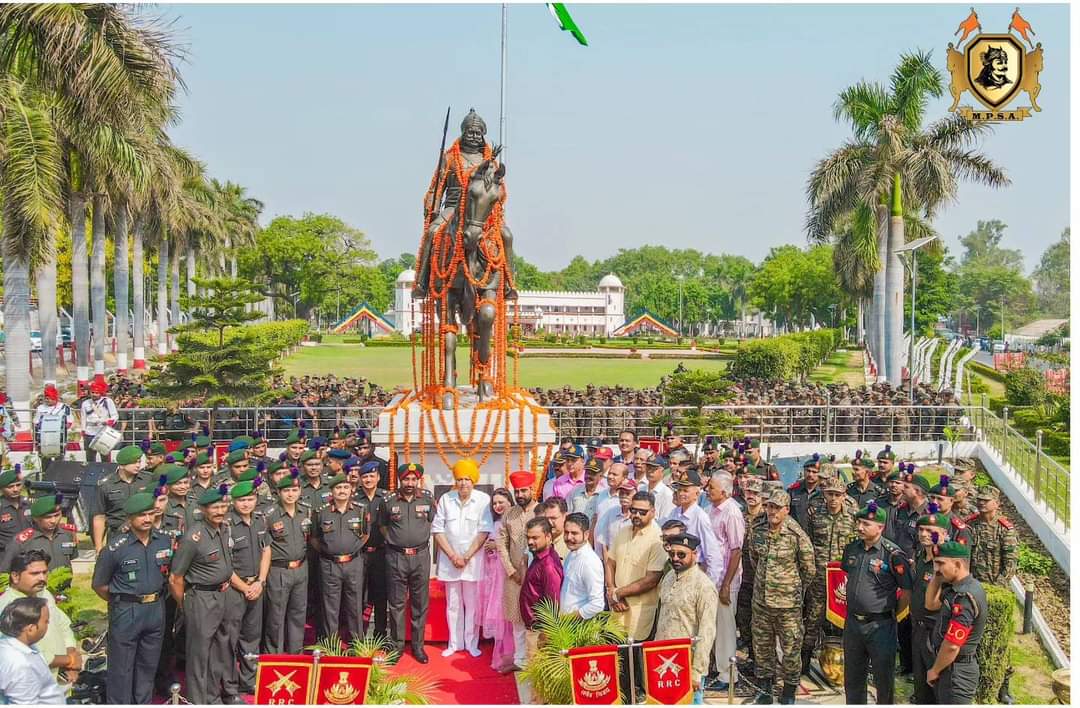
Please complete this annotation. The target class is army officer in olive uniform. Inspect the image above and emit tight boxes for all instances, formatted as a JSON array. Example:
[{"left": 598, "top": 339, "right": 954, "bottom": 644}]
[
  {"left": 1, "top": 494, "right": 77, "bottom": 572},
  {"left": 0, "top": 465, "right": 31, "bottom": 563},
  {"left": 312, "top": 473, "right": 369, "bottom": 641},
  {"left": 379, "top": 463, "right": 435, "bottom": 664},
  {"left": 92, "top": 493, "right": 174, "bottom": 705},
  {"left": 925, "top": 541, "right": 988, "bottom": 704},
  {"left": 93, "top": 445, "right": 146, "bottom": 552},
  {"left": 169, "top": 485, "right": 238, "bottom": 705},
  {"left": 263, "top": 469, "right": 312, "bottom": 654},
  {"left": 354, "top": 460, "right": 391, "bottom": 638},
  {"left": 223, "top": 479, "right": 271, "bottom": 697}
]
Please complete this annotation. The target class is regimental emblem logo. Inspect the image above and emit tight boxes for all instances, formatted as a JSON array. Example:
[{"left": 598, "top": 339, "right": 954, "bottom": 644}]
[
  {"left": 579, "top": 660, "right": 612, "bottom": 694},
  {"left": 653, "top": 653, "right": 683, "bottom": 681},
  {"left": 946, "top": 7, "right": 1044, "bottom": 122},
  {"left": 267, "top": 670, "right": 302, "bottom": 699},
  {"left": 323, "top": 672, "right": 361, "bottom": 705}
]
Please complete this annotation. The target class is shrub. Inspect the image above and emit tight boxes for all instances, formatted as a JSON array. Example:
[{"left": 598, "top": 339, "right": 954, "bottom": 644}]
[
  {"left": 307, "top": 332, "right": 323, "bottom": 343},
  {"left": 728, "top": 329, "right": 840, "bottom": 382},
  {"left": 1017, "top": 543, "right": 1054, "bottom": 577},
  {"left": 969, "top": 360, "right": 1006, "bottom": 383},
  {"left": 976, "top": 583, "right": 1015, "bottom": 703},
  {"left": 1004, "top": 368, "right": 1047, "bottom": 407}
]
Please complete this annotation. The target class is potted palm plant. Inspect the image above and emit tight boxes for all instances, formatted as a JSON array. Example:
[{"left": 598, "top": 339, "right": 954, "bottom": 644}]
[
  {"left": 307, "top": 633, "right": 440, "bottom": 704},
  {"left": 520, "top": 599, "right": 628, "bottom": 704}
]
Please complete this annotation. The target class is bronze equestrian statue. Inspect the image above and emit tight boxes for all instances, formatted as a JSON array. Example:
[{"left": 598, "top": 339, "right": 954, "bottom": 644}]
[{"left": 414, "top": 109, "right": 517, "bottom": 408}]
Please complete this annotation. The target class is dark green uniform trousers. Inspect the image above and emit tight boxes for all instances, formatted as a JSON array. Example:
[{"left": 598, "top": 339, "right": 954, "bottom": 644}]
[
  {"left": 842, "top": 615, "right": 896, "bottom": 704},
  {"left": 153, "top": 595, "right": 179, "bottom": 693},
  {"left": 386, "top": 548, "right": 430, "bottom": 651},
  {"left": 933, "top": 656, "right": 979, "bottom": 704},
  {"left": 912, "top": 618, "right": 937, "bottom": 704},
  {"left": 361, "top": 548, "right": 388, "bottom": 638},
  {"left": 264, "top": 564, "right": 308, "bottom": 653},
  {"left": 223, "top": 587, "right": 264, "bottom": 695},
  {"left": 320, "top": 556, "right": 365, "bottom": 641},
  {"left": 184, "top": 587, "right": 233, "bottom": 704},
  {"left": 106, "top": 598, "right": 164, "bottom": 704}
]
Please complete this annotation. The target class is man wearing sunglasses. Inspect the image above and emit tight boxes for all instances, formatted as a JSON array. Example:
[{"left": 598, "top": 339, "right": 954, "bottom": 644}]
[{"left": 655, "top": 533, "right": 716, "bottom": 705}]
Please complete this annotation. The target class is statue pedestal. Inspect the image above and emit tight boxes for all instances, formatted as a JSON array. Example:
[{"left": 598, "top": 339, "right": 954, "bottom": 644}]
[{"left": 370, "top": 388, "right": 557, "bottom": 492}]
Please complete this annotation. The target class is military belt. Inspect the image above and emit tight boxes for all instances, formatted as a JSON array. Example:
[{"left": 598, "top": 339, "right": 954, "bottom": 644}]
[
  {"left": 851, "top": 611, "right": 893, "bottom": 622},
  {"left": 952, "top": 653, "right": 977, "bottom": 663},
  {"left": 323, "top": 553, "right": 356, "bottom": 564},
  {"left": 362, "top": 545, "right": 381, "bottom": 553},
  {"left": 272, "top": 558, "right": 305, "bottom": 569},
  {"left": 241, "top": 575, "right": 259, "bottom": 583},
  {"left": 387, "top": 543, "right": 428, "bottom": 556},
  {"left": 113, "top": 592, "right": 161, "bottom": 604},
  {"left": 190, "top": 582, "right": 230, "bottom": 592}
]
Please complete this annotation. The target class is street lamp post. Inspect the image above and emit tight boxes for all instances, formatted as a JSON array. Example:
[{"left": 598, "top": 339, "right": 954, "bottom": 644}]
[
  {"left": 894, "top": 236, "right": 937, "bottom": 400},
  {"left": 677, "top": 275, "right": 684, "bottom": 338}
]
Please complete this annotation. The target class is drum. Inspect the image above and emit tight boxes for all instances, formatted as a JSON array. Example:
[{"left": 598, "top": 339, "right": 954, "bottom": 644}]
[
  {"left": 89, "top": 426, "right": 122, "bottom": 456},
  {"left": 38, "top": 415, "right": 66, "bottom": 458}
]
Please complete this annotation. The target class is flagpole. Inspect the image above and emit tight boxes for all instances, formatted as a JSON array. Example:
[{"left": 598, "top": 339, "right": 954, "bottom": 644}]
[{"left": 499, "top": 2, "right": 508, "bottom": 161}]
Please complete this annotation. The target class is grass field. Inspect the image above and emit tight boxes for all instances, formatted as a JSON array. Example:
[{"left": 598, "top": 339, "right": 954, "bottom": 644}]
[
  {"left": 808, "top": 349, "right": 866, "bottom": 386},
  {"left": 282, "top": 344, "right": 727, "bottom": 389}
]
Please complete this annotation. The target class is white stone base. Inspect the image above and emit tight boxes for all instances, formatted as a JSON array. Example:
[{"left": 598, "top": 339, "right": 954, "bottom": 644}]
[{"left": 370, "top": 390, "right": 557, "bottom": 490}]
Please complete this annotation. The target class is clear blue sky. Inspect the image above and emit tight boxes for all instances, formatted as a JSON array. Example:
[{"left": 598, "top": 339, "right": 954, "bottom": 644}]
[{"left": 166, "top": 3, "right": 1070, "bottom": 272}]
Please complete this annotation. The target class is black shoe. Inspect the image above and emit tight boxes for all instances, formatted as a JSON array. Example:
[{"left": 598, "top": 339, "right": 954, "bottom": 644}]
[
  {"left": 800, "top": 649, "right": 813, "bottom": 676},
  {"left": 223, "top": 696, "right": 247, "bottom": 705},
  {"left": 998, "top": 668, "right": 1015, "bottom": 704},
  {"left": 780, "top": 683, "right": 797, "bottom": 705},
  {"left": 753, "top": 690, "right": 774, "bottom": 704},
  {"left": 412, "top": 645, "right": 429, "bottom": 664}
]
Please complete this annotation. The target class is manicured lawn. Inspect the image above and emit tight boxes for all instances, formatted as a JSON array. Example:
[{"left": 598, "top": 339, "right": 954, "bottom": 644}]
[
  {"left": 808, "top": 349, "right": 866, "bottom": 386},
  {"left": 281, "top": 344, "right": 726, "bottom": 389}
]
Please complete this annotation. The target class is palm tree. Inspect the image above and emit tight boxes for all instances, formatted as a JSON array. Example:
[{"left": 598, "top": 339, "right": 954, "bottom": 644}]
[{"left": 807, "top": 50, "right": 1009, "bottom": 386}]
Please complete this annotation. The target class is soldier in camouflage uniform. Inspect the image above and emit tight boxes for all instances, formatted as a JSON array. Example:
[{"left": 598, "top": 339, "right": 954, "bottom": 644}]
[
  {"left": 746, "top": 488, "right": 815, "bottom": 704},
  {"left": 805, "top": 476, "right": 857, "bottom": 674},
  {"left": 736, "top": 476, "right": 764, "bottom": 669},
  {"left": 968, "top": 486, "right": 1018, "bottom": 585}
]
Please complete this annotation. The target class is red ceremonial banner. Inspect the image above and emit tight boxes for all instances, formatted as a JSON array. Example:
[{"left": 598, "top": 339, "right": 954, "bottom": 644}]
[
  {"left": 254, "top": 654, "right": 315, "bottom": 705},
  {"left": 641, "top": 638, "right": 694, "bottom": 705},
  {"left": 568, "top": 645, "right": 622, "bottom": 705},
  {"left": 311, "top": 656, "right": 374, "bottom": 705}
]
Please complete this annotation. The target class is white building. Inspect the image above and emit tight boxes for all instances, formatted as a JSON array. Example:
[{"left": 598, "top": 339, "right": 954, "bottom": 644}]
[{"left": 392, "top": 270, "right": 625, "bottom": 336}]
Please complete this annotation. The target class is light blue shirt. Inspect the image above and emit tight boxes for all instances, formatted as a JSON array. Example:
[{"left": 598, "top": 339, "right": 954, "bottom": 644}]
[
  {"left": 663, "top": 503, "right": 723, "bottom": 586},
  {"left": 560, "top": 545, "right": 605, "bottom": 619},
  {"left": 0, "top": 635, "right": 66, "bottom": 704}
]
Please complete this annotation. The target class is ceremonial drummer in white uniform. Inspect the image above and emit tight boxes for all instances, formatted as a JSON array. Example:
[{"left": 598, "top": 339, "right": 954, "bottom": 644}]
[
  {"left": 33, "top": 385, "right": 72, "bottom": 474},
  {"left": 80, "top": 379, "right": 119, "bottom": 463},
  {"left": 431, "top": 459, "right": 493, "bottom": 658}
]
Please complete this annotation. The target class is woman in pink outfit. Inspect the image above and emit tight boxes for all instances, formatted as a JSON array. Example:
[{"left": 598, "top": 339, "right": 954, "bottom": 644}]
[{"left": 479, "top": 488, "right": 516, "bottom": 670}]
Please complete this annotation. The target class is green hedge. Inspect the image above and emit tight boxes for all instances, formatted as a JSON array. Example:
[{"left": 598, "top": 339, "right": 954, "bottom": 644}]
[
  {"left": 728, "top": 329, "right": 840, "bottom": 382},
  {"left": 969, "top": 360, "right": 1006, "bottom": 383},
  {"left": 976, "top": 583, "right": 1015, "bottom": 703},
  {"left": 180, "top": 320, "right": 308, "bottom": 353}
]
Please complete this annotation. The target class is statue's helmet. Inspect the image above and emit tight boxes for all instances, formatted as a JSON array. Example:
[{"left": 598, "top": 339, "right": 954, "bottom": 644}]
[
  {"left": 980, "top": 45, "right": 1007, "bottom": 67},
  {"left": 460, "top": 108, "right": 487, "bottom": 135}
]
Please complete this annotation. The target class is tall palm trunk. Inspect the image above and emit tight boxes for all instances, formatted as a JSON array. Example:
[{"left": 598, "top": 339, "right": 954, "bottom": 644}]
[
  {"left": 69, "top": 191, "right": 91, "bottom": 388},
  {"left": 157, "top": 234, "right": 169, "bottom": 356},
  {"left": 884, "top": 174, "right": 905, "bottom": 388},
  {"left": 871, "top": 203, "right": 888, "bottom": 382},
  {"left": 169, "top": 241, "right": 181, "bottom": 351},
  {"left": 113, "top": 208, "right": 130, "bottom": 373},
  {"left": 3, "top": 248, "right": 32, "bottom": 424},
  {"left": 186, "top": 246, "right": 196, "bottom": 298},
  {"left": 90, "top": 189, "right": 107, "bottom": 377},
  {"left": 132, "top": 218, "right": 146, "bottom": 369},
  {"left": 856, "top": 297, "right": 866, "bottom": 345},
  {"left": 37, "top": 238, "right": 59, "bottom": 385}
]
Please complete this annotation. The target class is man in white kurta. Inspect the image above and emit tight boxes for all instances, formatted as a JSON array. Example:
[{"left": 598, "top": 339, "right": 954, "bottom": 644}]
[{"left": 431, "top": 459, "right": 493, "bottom": 657}]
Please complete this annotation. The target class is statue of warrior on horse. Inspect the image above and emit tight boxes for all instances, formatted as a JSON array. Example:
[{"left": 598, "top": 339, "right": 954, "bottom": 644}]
[{"left": 414, "top": 109, "right": 518, "bottom": 409}]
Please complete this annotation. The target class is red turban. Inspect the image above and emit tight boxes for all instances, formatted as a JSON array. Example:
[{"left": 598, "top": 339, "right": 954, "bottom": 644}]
[{"left": 508, "top": 471, "right": 535, "bottom": 490}]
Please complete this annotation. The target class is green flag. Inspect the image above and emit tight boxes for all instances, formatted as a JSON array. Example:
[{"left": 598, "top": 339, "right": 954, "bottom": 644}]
[{"left": 547, "top": 3, "right": 588, "bottom": 46}]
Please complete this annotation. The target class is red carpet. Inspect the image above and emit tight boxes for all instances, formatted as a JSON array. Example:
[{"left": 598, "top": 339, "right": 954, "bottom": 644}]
[{"left": 393, "top": 640, "right": 520, "bottom": 705}]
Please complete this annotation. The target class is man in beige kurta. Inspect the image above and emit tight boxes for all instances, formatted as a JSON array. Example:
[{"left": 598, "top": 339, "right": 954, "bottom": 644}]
[
  {"left": 655, "top": 533, "right": 717, "bottom": 700},
  {"left": 497, "top": 471, "right": 539, "bottom": 672}
]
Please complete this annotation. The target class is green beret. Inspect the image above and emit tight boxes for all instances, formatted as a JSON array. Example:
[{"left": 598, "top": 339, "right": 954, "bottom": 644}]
[
  {"left": 912, "top": 474, "right": 933, "bottom": 494},
  {"left": 195, "top": 451, "right": 213, "bottom": 466},
  {"left": 194, "top": 435, "right": 212, "bottom": 447},
  {"left": 268, "top": 461, "right": 285, "bottom": 474},
  {"left": 139, "top": 479, "right": 167, "bottom": 496},
  {"left": 148, "top": 442, "right": 167, "bottom": 456},
  {"left": 115, "top": 445, "right": 144, "bottom": 466},
  {"left": 935, "top": 540, "right": 970, "bottom": 559},
  {"left": 198, "top": 485, "right": 228, "bottom": 506},
  {"left": 300, "top": 450, "right": 317, "bottom": 463},
  {"left": 236, "top": 468, "right": 259, "bottom": 482},
  {"left": 237, "top": 435, "right": 256, "bottom": 447},
  {"left": 284, "top": 429, "right": 305, "bottom": 445},
  {"left": 163, "top": 465, "right": 188, "bottom": 485},
  {"left": 877, "top": 445, "right": 896, "bottom": 461},
  {"left": 0, "top": 467, "right": 21, "bottom": 487},
  {"left": 230, "top": 481, "right": 257, "bottom": 499},
  {"left": 917, "top": 511, "right": 949, "bottom": 528},
  {"left": 397, "top": 462, "right": 424, "bottom": 478},
  {"left": 855, "top": 502, "right": 887, "bottom": 524},
  {"left": 124, "top": 492, "right": 156, "bottom": 515},
  {"left": 30, "top": 495, "right": 60, "bottom": 517},
  {"left": 327, "top": 473, "right": 350, "bottom": 488},
  {"left": 884, "top": 468, "right": 903, "bottom": 482},
  {"left": 853, "top": 456, "right": 876, "bottom": 470},
  {"left": 277, "top": 472, "right": 301, "bottom": 490},
  {"left": 226, "top": 450, "right": 247, "bottom": 465}
]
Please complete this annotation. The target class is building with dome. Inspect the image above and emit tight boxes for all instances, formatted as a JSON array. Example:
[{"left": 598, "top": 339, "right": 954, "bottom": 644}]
[{"left": 389, "top": 271, "right": 626, "bottom": 337}]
